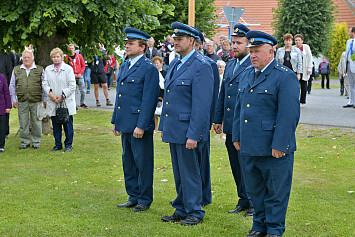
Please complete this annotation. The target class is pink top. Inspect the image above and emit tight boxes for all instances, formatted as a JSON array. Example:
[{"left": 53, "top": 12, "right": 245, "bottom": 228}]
[{"left": 54, "top": 62, "right": 62, "bottom": 72}]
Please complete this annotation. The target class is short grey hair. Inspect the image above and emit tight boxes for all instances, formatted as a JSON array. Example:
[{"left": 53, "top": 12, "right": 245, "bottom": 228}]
[
  {"left": 22, "top": 49, "right": 34, "bottom": 60},
  {"left": 216, "top": 60, "right": 226, "bottom": 67}
]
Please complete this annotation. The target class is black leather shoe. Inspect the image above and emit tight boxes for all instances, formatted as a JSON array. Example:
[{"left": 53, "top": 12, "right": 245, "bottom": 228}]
[
  {"left": 161, "top": 213, "right": 185, "bottom": 223},
  {"left": 228, "top": 205, "right": 248, "bottom": 213},
  {"left": 244, "top": 207, "right": 255, "bottom": 216},
  {"left": 246, "top": 230, "right": 267, "bottom": 237},
  {"left": 180, "top": 215, "right": 203, "bottom": 226},
  {"left": 132, "top": 203, "right": 149, "bottom": 212},
  {"left": 50, "top": 147, "right": 62, "bottom": 151},
  {"left": 64, "top": 147, "right": 72, "bottom": 152},
  {"left": 343, "top": 104, "right": 353, "bottom": 108},
  {"left": 32, "top": 145, "right": 40, "bottom": 149},
  {"left": 266, "top": 234, "right": 281, "bottom": 237},
  {"left": 117, "top": 201, "right": 137, "bottom": 208},
  {"left": 19, "top": 144, "right": 30, "bottom": 149}
]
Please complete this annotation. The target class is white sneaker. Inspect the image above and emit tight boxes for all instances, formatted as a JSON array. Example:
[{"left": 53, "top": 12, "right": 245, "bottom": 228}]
[{"left": 0, "top": 148, "right": 4, "bottom": 152}]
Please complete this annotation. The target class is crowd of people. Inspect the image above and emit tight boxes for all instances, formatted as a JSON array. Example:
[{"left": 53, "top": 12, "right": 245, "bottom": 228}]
[{"left": 1, "top": 21, "right": 354, "bottom": 237}]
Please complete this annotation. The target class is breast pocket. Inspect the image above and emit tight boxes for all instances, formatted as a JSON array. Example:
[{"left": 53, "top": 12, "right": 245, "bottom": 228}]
[
  {"left": 256, "top": 87, "right": 275, "bottom": 95},
  {"left": 176, "top": 79, "right": 191, "bottom": 86}
]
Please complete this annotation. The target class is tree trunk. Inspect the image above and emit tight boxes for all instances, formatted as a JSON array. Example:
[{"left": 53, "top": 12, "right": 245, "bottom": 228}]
[{"left": 36, "top": 31, "right": 68, "bottom": 134}]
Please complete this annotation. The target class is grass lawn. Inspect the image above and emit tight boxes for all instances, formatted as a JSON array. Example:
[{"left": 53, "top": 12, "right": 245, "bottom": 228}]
[{"left": 1, "top": 109, "right": 354, "bottom": 236}]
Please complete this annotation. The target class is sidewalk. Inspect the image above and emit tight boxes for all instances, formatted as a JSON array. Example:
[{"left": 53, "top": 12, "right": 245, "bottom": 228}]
[
  {"left": 75, "top": 80, "right": 355, "bottom": 128},
  {"left": 300, "top": 79, "right": 355, "bottom": 128}
]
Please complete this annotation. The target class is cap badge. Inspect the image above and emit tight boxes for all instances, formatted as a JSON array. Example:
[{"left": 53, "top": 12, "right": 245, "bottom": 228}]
[
  {"left": 251, "top": 38, "right": 254, "bottom": 43},
  {"left": 174, "top": 29, "right": 178, "bottom": 33}
]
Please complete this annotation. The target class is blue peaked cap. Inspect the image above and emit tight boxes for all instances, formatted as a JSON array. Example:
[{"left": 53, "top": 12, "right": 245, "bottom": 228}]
[
  {"left": 232, "top": 24, "right": 250, "bottom": 37},
  {"left": 124, "top": 27, "right": 151, "bottom": 41},
  {"left": 246, "top": 31, "right": 278, "bottom": 47},
  {"left": 171, "top": 22, "right": 198, "bottom": 38},
  {"left": 191, "top": 26, "right": 204, "bottom": 42}
]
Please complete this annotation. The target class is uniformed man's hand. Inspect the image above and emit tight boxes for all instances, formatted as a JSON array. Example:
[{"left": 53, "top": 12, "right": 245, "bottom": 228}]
[
  {"left": 186, "top": 139, "right": 197, "bottom": 149},
  {"left": 112, "top": 125, "right": 121, "bottom": 136},
  {"left": 214, "top": 124, "right": 222, "bottom": 134},
  {"left": 272, "top": 148, "right": 285, "bottom": 158},
  {"left": 133, "top": 127, "right": 145, "bottom": 139},
  {"left": 233, "top": 141, "right": 241, "bottom": 151},
  {"left": 12, "top": 102, "right": 18, "bottom": 108}
]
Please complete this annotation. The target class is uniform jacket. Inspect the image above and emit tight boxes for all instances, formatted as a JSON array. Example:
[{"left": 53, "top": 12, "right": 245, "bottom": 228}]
[
  {"left": 42, "top": 63, "right": 77, "bottom": 116},
  {"left": 111, "top": 55, "right": 159, "bottom": 133},
  {"left": 202, "top": 54, "right": 220, "bottom": 127},
  {"left": 232, "top": 59, "right": 300, "bottom": 156},
  {"left": 345, "top": 38, "right": 355, "bottom": 73},
  {"left": 275, "top": 46, "right": 303, "bottom": 74},
  {"left": 159, "top": 50, "right": 214, "bottom": 144},
  {"left": 214, "top": 56, "right": 251, "bottom": 134},
  {"left": 0, "top": 73, "right": 12, "bottom": 115}
]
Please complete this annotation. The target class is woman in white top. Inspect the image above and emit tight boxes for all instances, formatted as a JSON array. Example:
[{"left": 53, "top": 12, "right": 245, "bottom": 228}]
[
  {"left": 295, "top": 34, "right": 313, "bottom": 106},
  {"left": 42, "top": 47, "right": 76, "bottom": 152}
]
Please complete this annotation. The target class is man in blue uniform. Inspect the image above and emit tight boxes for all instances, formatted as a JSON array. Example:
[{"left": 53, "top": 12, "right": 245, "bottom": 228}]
[
  {"left": 111, "top": 27, "right": 159, "bottom": 212},
  {"left": 193, "top": 27, "right": 220, "bottom": 206},
  {"left": 232, "top": 31, "right": 300, "bottom": 237},
  {"left": 214, "top": 23, "right": 254, "bottom": 216},
  {"left": 159, "top": 22, "right": 214, "bottom": 225}
]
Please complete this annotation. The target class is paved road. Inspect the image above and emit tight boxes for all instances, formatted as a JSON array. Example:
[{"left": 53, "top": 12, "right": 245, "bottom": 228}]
[
  {"left": 76, "top": 79, "right": 355, "bottom": 128},
  {"left": 300, "top": 80, "right": 355, "bottom": 128}
]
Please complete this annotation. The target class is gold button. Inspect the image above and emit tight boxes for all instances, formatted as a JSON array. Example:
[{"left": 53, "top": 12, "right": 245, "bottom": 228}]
[
  {"left": 167, "top": 90, "right": 170, "bottom": 92},
  {"left": 121, "top": 82, "right": 124, "bottom": 85},
  {"left": 229, "top": 84, "right": 232, "bottom": 86},
  {"left": 132, "top": 79, "right": 135, "bottom": 82},
  {"left": 247, "top": 104, "right": 250, "bottom": 107},
  {"left": 137, "top": 109, "right": 140, "bottom": 112},
  {"left": 166, "top": 102, "right": 168, "bottom": 105},
  {"left": 286, "top": 148, "right": 289, "bottom": 150},
  {"left": 239, "top": 89, "right": 241, "bottom": 91},
  {"left": 250, "top": 89, "right": 253, "bottom": 92},
  {"left": 119, "top": 94, "right": 121, "bottom": 97},
  {"left": 182, "top": 82, "right": 184, "bottom": 84},
  {"left": 244, "top": 120, "right": 248, "bottom": 123},
  {"left": 165, "top": 114, "right": 168, "bottom": 117},
  {"left": 117, "top": 106, "right": 120, "bottom": 109},
  {"left": 265, "top": 89, "right": 268, "bottom": 92},
  {"left": 227, "top": 108, "right": 230, "bottom": 111},
  {"left": 228, "top": 96, "right": 231, "bottom": 99}
]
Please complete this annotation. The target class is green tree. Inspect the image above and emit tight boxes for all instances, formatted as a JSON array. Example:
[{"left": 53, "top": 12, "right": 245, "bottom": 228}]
[
  {"left": 272, "top": 0, "right": 336, "bottom": 56},
  {"left": 0, "top": 0, "right": 172, "bottom": 66},
  {"left": 329, "top": 22, "right": 349, "bottom": 74},
  {"left": 149, "top": 0, "right": 217, "bottom": 44}
]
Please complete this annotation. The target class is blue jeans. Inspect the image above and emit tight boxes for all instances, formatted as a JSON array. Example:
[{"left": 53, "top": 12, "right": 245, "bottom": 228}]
[
  {"left": 106, "top": 74, "right": 112, "bottom": 88},
  {"left": 51, "top": 116, "right": 74, "bottom": 149},
  {"left": 83, "top": 68, "right": 91, "bottom": 92}
]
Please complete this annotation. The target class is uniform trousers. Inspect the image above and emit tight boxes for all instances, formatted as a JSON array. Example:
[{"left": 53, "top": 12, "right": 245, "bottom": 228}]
[
  {"left": 225, "top": 134, "right": 252, "bottom": 207},
  {"left": 169, "top": 142, "right": 205, "bottom": 219},
  {"left": 244, "top": 153, "right": 294, "bottom": 236},
  {"left": 18, "top": 101, "right": 42, "bottom": 146},
  {"left": 347, "top": 66, "right": 355, "bottom": 105},
  {"left": 201, "top": 135, "right": 212, "bottom": 206},
  {"left": 121, "top": 132, "right": 154, "bottom": 206},
  {"left": 51, "top": 116, "right": 74, "bottom": 149}
]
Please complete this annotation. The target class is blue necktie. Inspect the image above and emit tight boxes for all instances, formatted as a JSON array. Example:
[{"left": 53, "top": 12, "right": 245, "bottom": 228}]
[
  {"left": 233, "top": 60, "right": 240, "bottom": 74},
  {"left": 254, "top": 70, "right": 261, "bottom": 82},
  {"left": 170, "top": 60, "right": 181, "bottom": 78},
  {"left": 350, "top": 39, "right": 354, "bottom": 55}
]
